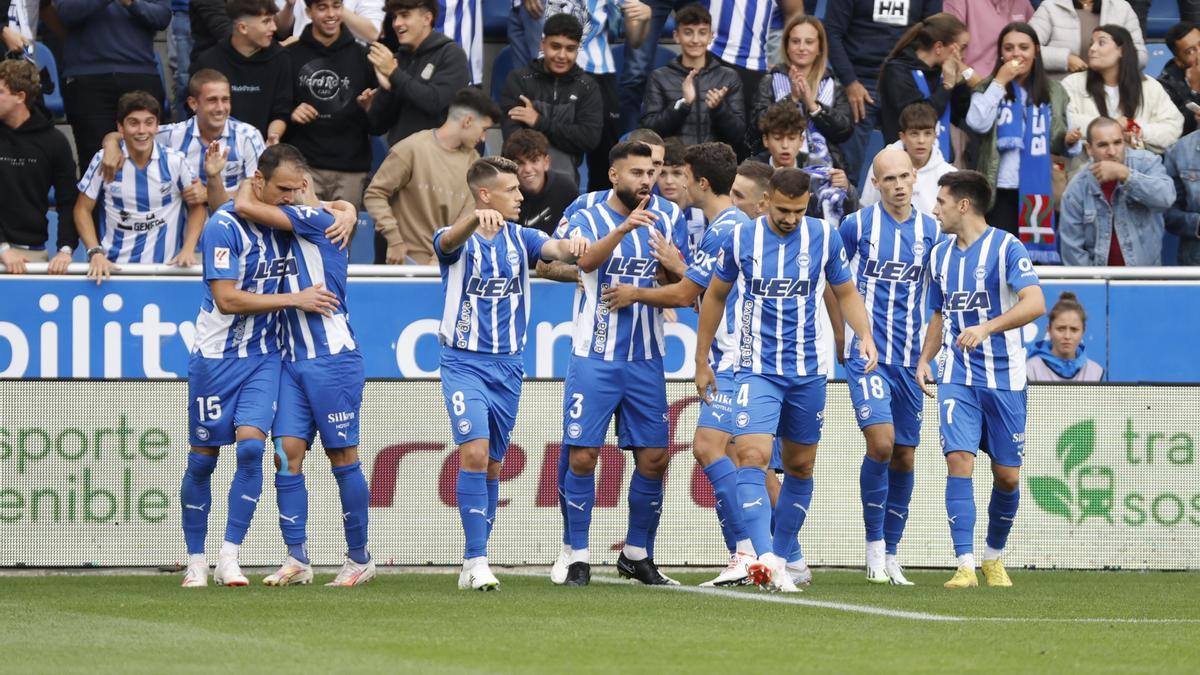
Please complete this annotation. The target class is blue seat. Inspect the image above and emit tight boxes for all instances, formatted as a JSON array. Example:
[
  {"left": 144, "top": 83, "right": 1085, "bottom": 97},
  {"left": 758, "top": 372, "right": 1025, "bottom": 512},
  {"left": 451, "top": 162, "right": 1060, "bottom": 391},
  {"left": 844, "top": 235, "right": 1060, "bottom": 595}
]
[
  {"left": 370, "top": 135, "right": 389, "bottom": 174},
  {"left": 33, "top": 42, "right": 64, "bottom": 119},
  {"left": 1146, "top": 42, "right": 1173, "bottom": 79},
  {"left": 482, "top": 0, "right": 507, "bottom": 39},
  {"left": 349, "top": 213, "right": 377, "bottom": 264},
  {"left": 1146, "top": 0, "right": 1181, "bottom": 40},
  {"left": 490, "top": 45, "right": 515, "bottom": 103}
]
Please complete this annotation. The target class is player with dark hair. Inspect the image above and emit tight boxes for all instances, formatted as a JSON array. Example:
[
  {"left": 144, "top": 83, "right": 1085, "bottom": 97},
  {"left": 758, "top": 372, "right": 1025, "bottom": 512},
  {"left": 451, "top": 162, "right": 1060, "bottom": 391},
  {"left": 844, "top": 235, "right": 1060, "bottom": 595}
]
[{"left": 919, "top": 170, "right": 1045, "bottom": 589}]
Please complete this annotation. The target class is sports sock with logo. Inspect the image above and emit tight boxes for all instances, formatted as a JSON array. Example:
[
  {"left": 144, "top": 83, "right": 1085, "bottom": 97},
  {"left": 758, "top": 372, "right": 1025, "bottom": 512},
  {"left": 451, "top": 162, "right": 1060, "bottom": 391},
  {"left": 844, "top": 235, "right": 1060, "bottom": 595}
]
[
  {"left": 884, "top": 468, "right": 915, "bottom": 555},
  {"left": 625, "top": 470, "right": 662, "bottom": 551},
  {"left": 180, "top": 452, "right": 218, "bottom": 555},
  {"left": 860, "top": 455, "right": 888, "bottom": 542},
  {"left": 556, "top": 443, "right": 570, "bottom": 547},
  {"left": 564, "top": 468, "right": 594, "bottom": 551},
  {"left": 224, "top": 438, "right": 264, "bottom": 545},
  {"left": 986, "top": 486, "right": 1020, "bottom": 552},
  {"left": 333, "top": 462, "right": 370, "bottom": 564},
  {"left": 771, "top": 475, "right": 813, "bottom": 558},
  {"left": 457, "top": 469, "right": 489, "bottom": 559},
  {"left": 704, "top": 456, "right": 745, "bottom": 554},
  {"left": 946, "top": 476, "right": 976, "bottom": 557},
  {"left": 736, "top": 467, "right": 772, "bottom": 557},
  {"left": 486, "top": 477, "right": 499, "bottom": 539},
  {"left": 274, "top": 471, "right": 309, "bottom": 562}
]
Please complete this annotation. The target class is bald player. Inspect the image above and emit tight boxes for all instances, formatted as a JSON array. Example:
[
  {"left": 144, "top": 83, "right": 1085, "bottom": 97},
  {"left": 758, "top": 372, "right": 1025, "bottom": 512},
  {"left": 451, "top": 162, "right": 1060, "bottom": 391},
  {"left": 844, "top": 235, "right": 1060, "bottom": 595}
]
[{"left": 834, "top": 148, "right": 945, "bottom": 585}]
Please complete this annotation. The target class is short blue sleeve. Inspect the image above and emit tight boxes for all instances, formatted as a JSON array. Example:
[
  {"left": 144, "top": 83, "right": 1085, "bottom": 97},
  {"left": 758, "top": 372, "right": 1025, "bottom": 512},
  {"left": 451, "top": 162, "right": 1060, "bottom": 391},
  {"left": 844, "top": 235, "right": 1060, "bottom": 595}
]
[
  {"left": 668, "top": 207, "right": 690, "bottom": 263},
  {"left": 433, "top": 226, "right": 461, "bottom": 265},
  {"left": 1004, "top": 236, "right": 1040, "bottom": 293},
  {"left": 520, "top": 224, "right": 550, "bottom": 261},
  {"left": 684, "top": 223, "right": 726, "bottom": 289},
  {"left": 838, "top": 212, "right": 861, "bottom": 264},
  {"left": 567, "top": 210, "right": 600, "bottom": 243},
  {"left": 201, "top": 212, "right": 243, "bottom": 282},
  {"left": 824, "top": 228, "right": 853, "bottom": 286},
  {"left": 282, "top": 204, "right": 335, "bottom": 239},
  {"left": 713, "top": 231, "right": 739, "bottom": 283},
  {"left": 927, "top": 244, "right": 946, "bottom": 311}
]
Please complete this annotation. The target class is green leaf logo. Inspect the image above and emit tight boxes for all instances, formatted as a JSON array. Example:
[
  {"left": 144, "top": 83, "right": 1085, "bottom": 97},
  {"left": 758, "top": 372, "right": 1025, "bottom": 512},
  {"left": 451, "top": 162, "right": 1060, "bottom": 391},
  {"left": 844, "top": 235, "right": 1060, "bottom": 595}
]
[
  {"left": 1056, "top": 419, "right": 1095, "bottom": 477},
  {"left": 1028, "top": 476, "right": 1072, "bottom": 521}
]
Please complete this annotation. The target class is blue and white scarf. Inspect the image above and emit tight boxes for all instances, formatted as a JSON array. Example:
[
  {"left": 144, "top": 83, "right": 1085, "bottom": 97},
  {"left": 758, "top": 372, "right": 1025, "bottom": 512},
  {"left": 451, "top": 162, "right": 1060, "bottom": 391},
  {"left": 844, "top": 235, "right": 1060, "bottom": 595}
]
[{"left": 997, "top": 85, "right": 1059, "bottom": 264}]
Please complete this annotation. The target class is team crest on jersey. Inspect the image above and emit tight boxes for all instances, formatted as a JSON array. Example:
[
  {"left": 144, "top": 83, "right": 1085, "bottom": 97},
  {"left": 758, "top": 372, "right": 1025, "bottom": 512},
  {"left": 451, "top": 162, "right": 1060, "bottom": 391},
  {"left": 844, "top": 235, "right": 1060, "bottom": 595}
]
[
  {"left": 913, "top": 241, "right": 926, "bottom": 257},
  {"left": 506, "top": 249, "right": 521, "bottom": 266},
  {"left": 735, "top": 412, "right": 750, "bottom": 428},
  {"left": 457, "top": 418, "right": 472, "bottom": 435},
  {"left": 195, "top": 426, "right": 210, "bottom": 441},
  {"left": 858, "top": 405, "right": 872, "bottom": 421},
  {"left": 797, "top": 252, "right": 811, "bottom": 267},
  {"left": 974, "top": 265, "right": 987, "bottom": 280},
  {"left": 567, "top": 422, "right": 582, "bottom": 439}
]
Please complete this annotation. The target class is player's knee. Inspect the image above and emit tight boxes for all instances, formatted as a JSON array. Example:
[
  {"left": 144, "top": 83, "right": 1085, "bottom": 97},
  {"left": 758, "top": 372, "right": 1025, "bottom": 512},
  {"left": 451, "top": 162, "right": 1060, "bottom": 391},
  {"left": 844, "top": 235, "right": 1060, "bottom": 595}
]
[
  {"left": 458, "top": 440, "right": 490, "bottom": 472},
  {"left": 993, "top": 470, "right": 1020, "bottom": 493},
  {"left": 235, "top": 438, "right": 265, "bottom": 475},
  {"left": 568, "top": 447, "right": 599, "bottom": 474},
  {"left": 864, "top": 426, "right": 896, "bottom": 461},
  {"left": 692, "top": 436, "right": 723, "bottom": 467},
  {"left": 636, "top": 448, "right": 669, "bottom": 478},
  {"left": 945, "top": 451, "right": 974, "bottom": 477},
  {"left": 890, "top": 446, "right": 916, "bottom": 473}
]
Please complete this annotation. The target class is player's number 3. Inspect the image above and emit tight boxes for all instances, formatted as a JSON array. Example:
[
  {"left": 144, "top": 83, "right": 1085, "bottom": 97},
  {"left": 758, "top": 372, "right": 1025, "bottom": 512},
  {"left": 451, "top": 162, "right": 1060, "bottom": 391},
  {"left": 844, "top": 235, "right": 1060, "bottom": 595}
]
[
  {"left": 568, "top": 393, "right": 585, "bottom": 419},
  {"left": 195, "top": 396, "right": 222, "bottom": 422}
]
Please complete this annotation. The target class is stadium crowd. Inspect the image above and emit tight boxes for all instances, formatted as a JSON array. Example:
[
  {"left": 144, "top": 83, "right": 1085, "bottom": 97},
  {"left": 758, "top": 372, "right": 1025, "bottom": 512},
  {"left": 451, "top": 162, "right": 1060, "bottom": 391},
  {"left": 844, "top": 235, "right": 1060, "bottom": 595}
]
[{"left": 4, "top": 0, "right": 1200, "bottom": 270}]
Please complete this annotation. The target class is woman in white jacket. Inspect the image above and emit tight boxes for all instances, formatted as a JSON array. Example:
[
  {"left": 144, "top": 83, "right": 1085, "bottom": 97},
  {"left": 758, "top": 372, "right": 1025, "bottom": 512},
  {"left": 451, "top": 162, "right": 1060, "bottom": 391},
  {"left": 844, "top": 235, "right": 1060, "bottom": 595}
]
[
  {"left": 1031, "top": 0, "right": 1146, "bottom": 75},
  {"left": 1062, "top": 24, "right": 1183, "bottom": 157}
]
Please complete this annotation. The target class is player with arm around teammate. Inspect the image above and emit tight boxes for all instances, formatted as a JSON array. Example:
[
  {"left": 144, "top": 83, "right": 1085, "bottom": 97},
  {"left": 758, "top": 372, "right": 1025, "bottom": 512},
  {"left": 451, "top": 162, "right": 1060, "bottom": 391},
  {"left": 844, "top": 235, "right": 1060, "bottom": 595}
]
[
  {"left": 436, "top": 157, "right": 589, "bottom": 590},
  {"left": 233, "top": 144, "right": 375, "bottom": 588},
  {"left": 694, "top": 167, "right": 879, "bottom": 593},
  {"left": 179, "top": 156, "right": 352, "bottom": 587},
  {"left": 833, "top": 148, "right": 945, "bottom": 585},
  {"left": 917, "top": 170, "right": 1045, "bottom": 589}
]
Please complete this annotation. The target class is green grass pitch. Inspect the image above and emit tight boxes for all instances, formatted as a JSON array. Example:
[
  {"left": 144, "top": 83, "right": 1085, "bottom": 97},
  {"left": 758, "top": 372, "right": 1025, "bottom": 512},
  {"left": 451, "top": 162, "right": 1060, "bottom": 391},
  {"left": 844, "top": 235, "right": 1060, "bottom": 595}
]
[{"left": 2, "top": 569, "right": 1198, "bottom": 673}]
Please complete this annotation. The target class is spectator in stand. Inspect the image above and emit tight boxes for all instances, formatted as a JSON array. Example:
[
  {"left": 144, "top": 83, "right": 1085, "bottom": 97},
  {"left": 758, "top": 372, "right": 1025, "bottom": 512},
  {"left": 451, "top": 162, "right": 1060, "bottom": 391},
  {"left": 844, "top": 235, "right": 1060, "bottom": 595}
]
[
  {"left": 193, "top": 0, "right": 293, "bottom": 143},
  {"left": 965, "top": 22, "right": 1073, "bottom": 248},
  {"left": 435, "top": 0, "right": 483, "bottom": 85},
  {"left": 168, "top": 0, "right": 193, "bottom": 121},
  {"left": 1163, "top": 121, "right": 1200, "bottom": 265},
  {"left": 656, "top": 136, "right": 691, "bottom": 210},
  {"left": 1158, "top": 22, "right": 1200, "bottom": 137},
  {"left": 502, "top": 128, "right": 577, "bottom": 235},
  {"left": 824, "top": 0, "right": 942, "bottom": 181},
  {"left": 705, "top": 0, "right": 774, "bottom": 125},
  {"left": 1027, "top": 292, "right": 1104, "bottom": 382},
  {"left": 285, "top": 0, "right": 382, "bottom": 210},
  {"left": 1, "top": 0, "right": 36, "bottom": 59},
  {"left": 363, "top": 87, "right": 498, "bottom": 264},
  {"left": 542, "top": 0, "right": 652, "bottom": 191},
  {"left": 507, "top": 0, "right": 543, "bottom": 74},
  {"left": 752, "top": 101, "right": 857, "bottom": 222},
  {"left": 1060, "top": 116, "right": 1174, "bottom": 267},
  {"left": 0, "top": 59, "right": 78, "bottom": 274},
  {"left": 1030, "top": 0, "right": 1146, "bottom": 77},
  {"left": 276, "top": 0, "right": 383, "bottom": 41},
  {"left": 53, "top": 0, "right": 170, "bottom": 171},
  {"left": 1063, "top": 24, "right": 1183, "bottom": 162},
  {"left": 99, "top": 69, "right": 263, "bottom": 211},
  {"left": 749, "top": 13, "right": 853, "bottom": 168},
  {"left": 878, "top": 13, "right": 974, "bottom": 163},
  {"left": 190, "top": 0, "right": 232, "bottom": 63},
  {"left": 499, "top": 13, "right": 602, "bottom": 186},
  {"left": 619, "top": 0, "right": 694, "bottom": 132},
  {"left": 730, "top": 158, "right": 772, "bottom": 218},
  {"left": 861, "top": 101, "right": 956, "bottom": 215},
  {"left": 945, "top": 0, "right": 1035, "bottom": 75},
  {"left": 75, "top": 92, "right": 208, "bottom": 281},
  {"left": 366, "top": 0, "right": 468, "bottom": 147},
  {"left": 640, "top": 4, "right": 744, "bottom": 149}
]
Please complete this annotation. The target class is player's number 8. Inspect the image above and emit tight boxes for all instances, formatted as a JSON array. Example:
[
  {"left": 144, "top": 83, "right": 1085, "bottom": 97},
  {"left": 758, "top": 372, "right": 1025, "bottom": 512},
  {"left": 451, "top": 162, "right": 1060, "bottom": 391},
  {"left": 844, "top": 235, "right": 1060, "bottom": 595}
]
[
  {"left": 858, "top": 376, "right": 884, "bottom": 400},
  {"left": 942, "top": 398, "right": 956, "bottom": 425},
  {"left": 569, "top": 393, "right": 585, "bottom": 419},
  {"left": 451, "top": 391, "right": 466, "bottom": 416},
  {"left": 195, "top": 396, "right": 222, "bottom": 421}
]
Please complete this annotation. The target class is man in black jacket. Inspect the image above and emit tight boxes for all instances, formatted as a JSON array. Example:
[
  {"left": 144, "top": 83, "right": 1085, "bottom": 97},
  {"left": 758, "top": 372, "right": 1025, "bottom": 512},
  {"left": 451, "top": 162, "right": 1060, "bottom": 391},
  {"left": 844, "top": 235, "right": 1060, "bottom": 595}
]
[
  {"left": 286, "top": 0, "right": 382, "bottom": 209},
  {"left": 366, "top": 0, "right": 469, "bottom": 147},
  {"left": 0, "top": 60, "right": 79, "bottom": 274},
  {"left": 1159, "top": 22, "right": 1200, "bottom": 138},
  {"left": 498, "top": 13, "right": 601, "bottom": 186},
  {"left": 640, "top": 4, "right": 744, "bottom": 153},
  {"left": 192, "top": 0, "right": 293, "bottom": 143},
  {"left": 190, "top": 0, "right": 233, "bottom": 63}
]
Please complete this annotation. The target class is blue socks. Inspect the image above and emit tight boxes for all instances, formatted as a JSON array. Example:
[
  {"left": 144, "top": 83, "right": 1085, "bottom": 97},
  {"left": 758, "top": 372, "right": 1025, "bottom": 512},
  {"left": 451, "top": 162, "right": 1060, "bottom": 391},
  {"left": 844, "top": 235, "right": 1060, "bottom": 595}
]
[
  {"left": 946, "top": 476, "right": 976, "bottom": 557},
  {"left": 885, "top": 469, "right": 915, "bottom": 555},
  {"left": 180, "top": 452, "right": 218, "bottom": 555},
  {"left": 736, "top": 467, "right": 772, "bottom": 557},
  {"left": 564, "top": 468, "right": 594, "bottom": 551},
  {"left": 704, "top": 457, "right": 745, "bottom": 554},
  {"left": 486, "top": 477, "right": 499, "bottom": 539},
  {"left": 333, "top": 462, "right": 370, "bottom": 564},
  {"left": 859, "top": 455, "right": 888, "bottom": 542},
  {"left": 457, "top": 469, "right": 489, "bottom": 559},
  {"left": 224, "top": 438, "right": 264, "bottom": 545},
  {"left": 625, "top": 471, "right": 662, "bottom": 550},
  {"left": 771, "top": 475, "right": 813, "bottom": 558},
  {"left": 557, "top": 443, "right": 570, "bottom": 547},
  {"left": 986, "top": 486, "right": 1020, "bottom": 551},
  {"left": 274, "top": 471, "right": 308, "bottom": 558}
]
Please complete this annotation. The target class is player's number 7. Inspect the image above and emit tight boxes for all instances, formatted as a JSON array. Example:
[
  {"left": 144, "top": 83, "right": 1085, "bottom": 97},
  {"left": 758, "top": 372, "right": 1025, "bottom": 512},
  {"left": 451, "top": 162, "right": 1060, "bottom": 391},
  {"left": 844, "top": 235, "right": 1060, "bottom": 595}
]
[{"left": 941, "top": 398, "right": 956, "bottom": 425}]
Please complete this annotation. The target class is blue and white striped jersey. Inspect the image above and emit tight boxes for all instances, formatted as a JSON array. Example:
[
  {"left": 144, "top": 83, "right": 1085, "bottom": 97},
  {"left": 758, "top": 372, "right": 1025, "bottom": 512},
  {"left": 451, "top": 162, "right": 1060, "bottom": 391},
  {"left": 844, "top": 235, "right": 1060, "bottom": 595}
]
[
  {"left": 715, "top": 215, "right": 852, "bottom": 377},
  {"left": 192, "top": 205, "right": 292, "bottom": 359},
  {"left": 434, "top": 221, "right": 549, "bottom": 354},
  {"left": 928, "top": 228, "right": 1041, "bottom": 391},
  {"left": 683, "top": 205, "right": 707, "bottom": 259},
  {"left": 545, "top": 0, "right": 616, "bottom": 74},
  {"left": 710, "top": 0, "right": 775, "bottom": 72},
  {"left": 839, "top": 204, "right": 944, "bottom": 368},
  {"left": 278, "top": 205, "right": 357, "bottom": 360},
  {"left": 157, "top": 117, "right": 264, "bottom": 194},
  {"left": 559, "top": 190, "right": 690, "bottom": 263},
  {"left": 568, "top": 200, "right": 673, "bottom": 361},
  {"left": 78, "top": 142, "right": 195, "bottom": 263},
  {"left": 684, "top": 206, "right": 752, "bottom": 372},
  {"left": 438, "top": 0, "right": 483, "bottom": 85}
]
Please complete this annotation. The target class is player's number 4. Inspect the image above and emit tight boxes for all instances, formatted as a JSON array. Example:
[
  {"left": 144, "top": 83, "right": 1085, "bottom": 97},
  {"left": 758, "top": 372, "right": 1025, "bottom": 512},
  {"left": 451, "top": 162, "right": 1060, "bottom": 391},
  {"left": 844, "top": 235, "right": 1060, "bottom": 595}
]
[{"left": 195, "top": 396, "right": 222, "bottom": 421}]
